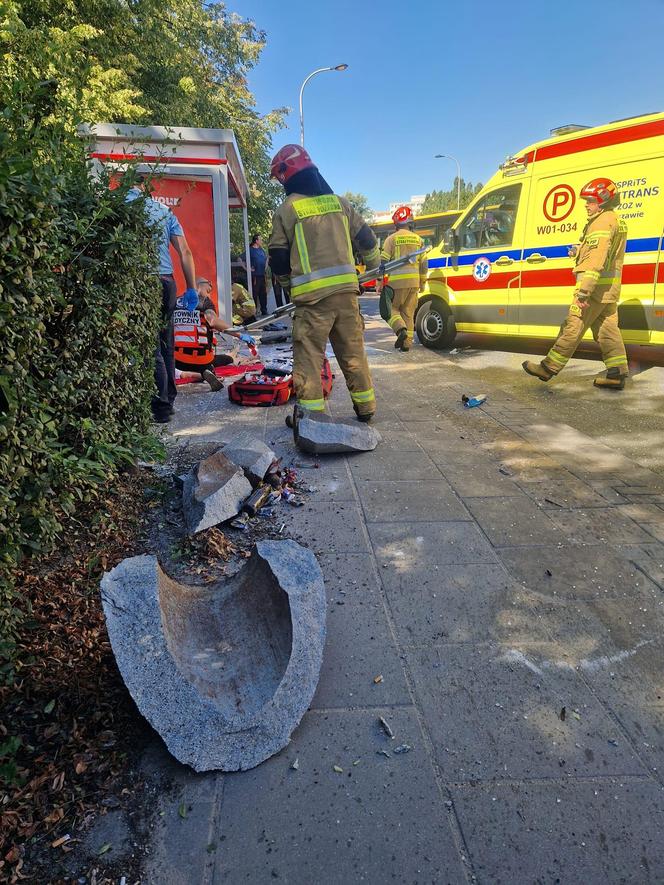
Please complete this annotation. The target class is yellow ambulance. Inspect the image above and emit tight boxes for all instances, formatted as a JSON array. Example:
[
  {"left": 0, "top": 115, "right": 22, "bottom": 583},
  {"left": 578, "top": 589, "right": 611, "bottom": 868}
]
[{"left": 416, "top": 112, "right": 664, "bottom": 349}]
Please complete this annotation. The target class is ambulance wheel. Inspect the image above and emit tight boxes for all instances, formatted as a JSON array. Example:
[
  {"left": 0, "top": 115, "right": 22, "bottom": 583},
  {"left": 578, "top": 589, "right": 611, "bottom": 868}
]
[{"left": 416, "top": 299, "right": 456, "bottom": 349}]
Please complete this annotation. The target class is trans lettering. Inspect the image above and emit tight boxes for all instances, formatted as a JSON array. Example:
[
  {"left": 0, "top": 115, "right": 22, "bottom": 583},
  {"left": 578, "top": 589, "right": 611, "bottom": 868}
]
[{"left": 619, "top": 185, "right": 659, "bottom": 200}]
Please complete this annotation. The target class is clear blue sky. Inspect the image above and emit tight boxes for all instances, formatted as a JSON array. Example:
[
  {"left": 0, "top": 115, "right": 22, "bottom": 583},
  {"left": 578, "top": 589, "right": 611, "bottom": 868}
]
[{"left": 235, "top": 0, "right": 664, "bottom": 211}]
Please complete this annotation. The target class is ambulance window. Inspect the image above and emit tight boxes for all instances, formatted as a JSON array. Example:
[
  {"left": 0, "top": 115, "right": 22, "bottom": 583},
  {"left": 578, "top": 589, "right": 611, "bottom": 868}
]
[{"left": 458, "top": 184, "right": 522, "bottom": 251}]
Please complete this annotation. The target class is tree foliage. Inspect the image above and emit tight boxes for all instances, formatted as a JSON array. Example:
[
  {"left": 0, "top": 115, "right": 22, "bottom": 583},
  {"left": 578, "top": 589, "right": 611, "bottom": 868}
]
[
  {"left": 421, "top": 177, "right": 484, "bottom": 214},
  {"left": 1, "top": 0, "right": 286, "bottom": 233},
  {"left": 342, "top": 191, "right": 372, "bottom": 220}
]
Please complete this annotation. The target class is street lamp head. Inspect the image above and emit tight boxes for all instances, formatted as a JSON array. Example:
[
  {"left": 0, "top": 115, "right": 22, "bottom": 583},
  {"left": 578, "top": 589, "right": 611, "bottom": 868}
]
[{"left": 300, "top": 64, "right": 349, "bottom": 146}]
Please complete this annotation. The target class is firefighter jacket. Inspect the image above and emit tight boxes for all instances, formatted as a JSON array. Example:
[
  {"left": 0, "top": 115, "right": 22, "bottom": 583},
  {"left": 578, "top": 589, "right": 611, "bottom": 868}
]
[
  {"left": 268, "top": 193, "right": 380, "bottom": 305},
  {"left": 573, "top": 209, "right": 627, "bottom": 303},
  {"left": 380, "top": 229, "right": 427, "bottom": 290},
  {"left": 173, "top": 295, "right": 215, "bottom": 366},
  {"left": 232, "top": 283, "right": 255, "bottom": 323}
]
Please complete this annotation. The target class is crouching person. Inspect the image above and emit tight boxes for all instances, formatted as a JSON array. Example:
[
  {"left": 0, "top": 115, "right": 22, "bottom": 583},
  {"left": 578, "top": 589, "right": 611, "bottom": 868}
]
[
  {"left": 231, "top": 270, "right": 257, "bottom": 325},
  {"left": 174, "top": 277, "right": 255, "bottom": 391}
]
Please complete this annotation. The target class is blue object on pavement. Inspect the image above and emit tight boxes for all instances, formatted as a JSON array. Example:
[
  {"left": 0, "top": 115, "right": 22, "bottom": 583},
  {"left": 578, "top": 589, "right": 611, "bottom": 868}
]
[
  {"left": 462, "top": 394, "right": 487, "bottom": 408},
  {"left": 240, "top": 333, "right": 256, "bottom": 345}
]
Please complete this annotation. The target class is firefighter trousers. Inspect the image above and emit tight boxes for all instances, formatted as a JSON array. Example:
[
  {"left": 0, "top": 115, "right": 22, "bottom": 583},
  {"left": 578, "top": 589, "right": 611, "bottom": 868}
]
[
  {"left": 291, "top": 290, "right": 376, "bottom": 417},
  {"left": 388, "top": 287, "right": 419, "bottom": 345},
  {"left": 542, "top": 297, "right": 628, "bottom": 376}
]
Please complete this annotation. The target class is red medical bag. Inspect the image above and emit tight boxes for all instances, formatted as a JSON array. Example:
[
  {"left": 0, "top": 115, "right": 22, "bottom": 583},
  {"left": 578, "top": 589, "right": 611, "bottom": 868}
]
[
  {"left": 228, "top": 358, "right": 334, "bottom": 407},
  {"left": 228, "top": 374, "right": 293, "bottom": 407}
]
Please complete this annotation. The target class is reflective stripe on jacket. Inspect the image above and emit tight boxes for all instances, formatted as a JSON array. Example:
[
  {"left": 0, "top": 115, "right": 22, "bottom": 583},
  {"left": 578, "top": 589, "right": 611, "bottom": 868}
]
[
  {"left": 574, "top": 209, "right": 627, "bottom": 303},
  {"left": 381, "top": 229, "right": 427, "bottom": 290},
  {"left": 269, "top": 193, "right": 378, "bottom": 304},
  {"left": 173, "top": 304, "right": 214, "bottom": 366}
]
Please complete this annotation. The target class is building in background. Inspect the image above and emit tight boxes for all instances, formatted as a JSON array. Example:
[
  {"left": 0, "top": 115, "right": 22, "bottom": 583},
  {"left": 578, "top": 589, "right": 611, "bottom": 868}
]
[{"left": 372, "top": 194, "right": 426, "bottom": 223}]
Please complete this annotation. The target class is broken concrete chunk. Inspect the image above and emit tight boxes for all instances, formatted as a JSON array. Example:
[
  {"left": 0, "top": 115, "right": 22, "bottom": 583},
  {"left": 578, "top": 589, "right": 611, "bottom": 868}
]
[
  {"left": 294, "top": 409, "right": 381, "bottom": 455},
  {"left": 182, "top": 451, "right": 251, "bottom": 534},
  {"left": 222, "top": 433, "right": 277, "bottom": 487},
  {"left": 101, "top": 541, "right": 326, "bottom": 772}
]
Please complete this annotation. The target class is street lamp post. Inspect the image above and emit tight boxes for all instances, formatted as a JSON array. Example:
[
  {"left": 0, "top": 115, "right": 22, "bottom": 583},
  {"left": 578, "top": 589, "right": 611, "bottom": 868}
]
[
  {"left": 434, "top": 153, "right": 462, "bottom": 210},
  {"left": 299, "top": 64, "right": 348, "bottom": 147}
]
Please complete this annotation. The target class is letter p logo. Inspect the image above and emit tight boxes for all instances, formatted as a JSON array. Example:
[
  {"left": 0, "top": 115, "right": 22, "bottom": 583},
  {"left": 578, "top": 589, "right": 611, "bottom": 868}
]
[{"left": 543, "top": 184, "right": 576, "bottom": 222}]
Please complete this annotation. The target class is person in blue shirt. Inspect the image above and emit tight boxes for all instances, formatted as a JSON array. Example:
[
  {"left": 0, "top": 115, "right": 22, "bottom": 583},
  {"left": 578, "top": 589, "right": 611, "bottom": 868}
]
[
  {"left": 249, "top": 233, "right": 268, "bottom": 316},
  {"left": 126, "top": 178, "right": 197, "bottom": 423}
]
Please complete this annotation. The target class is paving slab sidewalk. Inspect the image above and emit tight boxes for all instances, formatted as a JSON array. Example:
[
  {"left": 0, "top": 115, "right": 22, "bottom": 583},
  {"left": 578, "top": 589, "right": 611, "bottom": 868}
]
[{"left": 142, "top": 344, "right": 664, "bottom": 885}]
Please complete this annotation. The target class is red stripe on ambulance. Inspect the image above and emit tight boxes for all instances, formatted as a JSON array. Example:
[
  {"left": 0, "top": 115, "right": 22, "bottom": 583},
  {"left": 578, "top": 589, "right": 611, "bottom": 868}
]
[
  {"left": 534, "top": 119, "right": 664, "bottom": 162},
  {"left": 446, "top": 263, "right": 658, "bottom": 293}
]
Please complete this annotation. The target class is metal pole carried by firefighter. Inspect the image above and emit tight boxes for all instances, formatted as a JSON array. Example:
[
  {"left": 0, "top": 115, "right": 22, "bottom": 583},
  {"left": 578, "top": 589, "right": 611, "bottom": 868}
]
[
  {"left": 376, "top": 206, "right": 428, "bottom": 352},
  {"left": 268, "top": 144, "right": 381, "bottom": 422},
  {"left": 522, "top": 178, "right": 629, "bottom": 389}
]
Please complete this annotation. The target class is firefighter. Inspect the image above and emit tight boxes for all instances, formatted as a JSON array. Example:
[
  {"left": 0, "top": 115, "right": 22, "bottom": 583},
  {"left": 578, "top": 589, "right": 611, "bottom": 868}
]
[
  {"left": 173, "top": 277, "right": 255, "bottom": 391},
  {"left": 523, "top": 178, "right": 628, "bottom": 389},
  {"left": 268, "top": 144, "right": 381, "bottom": 421},
  {"left": 377, "top": 206, "right": 428, "bottom": 351},
  {"left": 231, "top": 270, "right": 256, "bottom": 325}
]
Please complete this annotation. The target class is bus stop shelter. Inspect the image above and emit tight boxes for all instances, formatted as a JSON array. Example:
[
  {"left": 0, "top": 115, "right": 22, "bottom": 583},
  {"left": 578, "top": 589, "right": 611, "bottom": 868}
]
[{"left": 82, "top": 124, "right": 252, "bottom": 321}]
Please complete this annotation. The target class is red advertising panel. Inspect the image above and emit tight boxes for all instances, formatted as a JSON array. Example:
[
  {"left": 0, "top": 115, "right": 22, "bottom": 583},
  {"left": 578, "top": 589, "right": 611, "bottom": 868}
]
[{"left": 150, "top": 177, "right": 218, "bottom": 310}]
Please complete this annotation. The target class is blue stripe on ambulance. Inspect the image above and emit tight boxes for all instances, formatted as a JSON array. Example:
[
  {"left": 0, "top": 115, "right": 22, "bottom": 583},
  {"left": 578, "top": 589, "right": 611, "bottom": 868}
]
[{"left": 428, "top": 236, "right": 664, "bottom": 269}]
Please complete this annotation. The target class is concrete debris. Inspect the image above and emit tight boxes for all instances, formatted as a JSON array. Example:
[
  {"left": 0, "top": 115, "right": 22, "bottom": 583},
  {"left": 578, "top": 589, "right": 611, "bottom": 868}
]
[
  {"left": 222, "top": 433, "right": 277, "bottom": 487},
  {"left": 293, "top": 407, "right": 381, "bottom": 455},
  {"left": 182, "top": 451, "right": 252, "bottom": 534},
  {"left": 379, "top": 716, "right": 395, "bottom": 739},
  {"left": 101, "top": 540, "right": 326, "bottom": 772}
]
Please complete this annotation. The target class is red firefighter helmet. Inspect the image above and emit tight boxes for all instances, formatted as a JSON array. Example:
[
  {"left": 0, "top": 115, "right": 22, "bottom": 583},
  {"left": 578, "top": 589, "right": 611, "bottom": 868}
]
[
  {"left": 270, "top": 144, "right": 315, "bottom": 184},
  {"left": 392, "top": 205, "right": 413, "bottom": 225},
  {"left": 580, "top": 178, "right": 618, "bottom": 208}
]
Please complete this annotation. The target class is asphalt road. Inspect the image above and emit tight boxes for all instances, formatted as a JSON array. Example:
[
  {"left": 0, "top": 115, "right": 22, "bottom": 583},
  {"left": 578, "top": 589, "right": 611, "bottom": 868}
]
[{"left": 360, "top": 293, "right": 664, "bottom": 475}]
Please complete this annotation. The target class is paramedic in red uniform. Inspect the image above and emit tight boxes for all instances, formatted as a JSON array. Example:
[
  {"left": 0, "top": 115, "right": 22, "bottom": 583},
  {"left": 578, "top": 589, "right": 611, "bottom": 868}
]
[{"left": 173, "top": 277, "right": 255, "bottom": 391}]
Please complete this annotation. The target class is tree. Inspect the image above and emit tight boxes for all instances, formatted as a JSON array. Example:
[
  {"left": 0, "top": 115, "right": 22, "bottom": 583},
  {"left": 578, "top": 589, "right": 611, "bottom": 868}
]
[
  {"left": 1, "top": 0, "right": 287, "bottom": 234},
  {"left": 342, "top": 191, "right": 372, "bottom": 220},
  {"left": 421, "top": 178, "right": 484, "bottom": 214}
]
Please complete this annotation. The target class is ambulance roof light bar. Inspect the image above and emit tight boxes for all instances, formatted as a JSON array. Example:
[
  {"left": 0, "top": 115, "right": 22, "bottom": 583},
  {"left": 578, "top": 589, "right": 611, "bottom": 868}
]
[{"left": 549, "top": 123, "right": 589, "bottom": 136}]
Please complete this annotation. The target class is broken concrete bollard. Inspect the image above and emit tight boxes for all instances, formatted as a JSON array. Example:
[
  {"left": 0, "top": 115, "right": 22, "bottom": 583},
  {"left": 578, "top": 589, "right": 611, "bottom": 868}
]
[
  {"left": 222, "top": 433, "right": 277, "bottom": 487},
  {"left": 182, "top": 451, "right": 251, "bottom": 534},
  {"left": 294, "top": 409, "right": 382, "bottom": 455},
  {"left": 101, "top": 541, "right": 326, "bottom": 772}
]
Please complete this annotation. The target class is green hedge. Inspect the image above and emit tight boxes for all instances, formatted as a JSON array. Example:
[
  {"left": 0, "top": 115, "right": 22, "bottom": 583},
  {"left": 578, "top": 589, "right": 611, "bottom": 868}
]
[{"left": 0, "top": 89, "right": 162, "bottom": 673}]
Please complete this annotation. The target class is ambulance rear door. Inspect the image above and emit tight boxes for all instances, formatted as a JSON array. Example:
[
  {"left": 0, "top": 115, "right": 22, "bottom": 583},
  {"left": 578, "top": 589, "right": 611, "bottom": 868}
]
[
  {"left": 444, "top": 182, "right": 527, "bottom": 334},
  {"left": 521, "top": 158, "right": 663, "bottom": 344}
]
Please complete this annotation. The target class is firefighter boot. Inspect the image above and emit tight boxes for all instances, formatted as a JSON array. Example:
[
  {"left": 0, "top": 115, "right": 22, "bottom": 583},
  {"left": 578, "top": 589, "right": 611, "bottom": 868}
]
[
  {"left": 285, "top": 403, "right": 303, "bottom": 430},
  {"left": 395, "top": 328, "right": 408, "bottom": 350},
  {"left": 202, "top": 369, "right": 224, "bottom": 392},
  {"left": 353, "top": 404, "right": 374, "bottom": 423},
  {"left": 594, "top": 368, "right": 627, "bottom": 390},
  {"left": 522, "top": 360, "right": 554, "bottom": 382}
]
